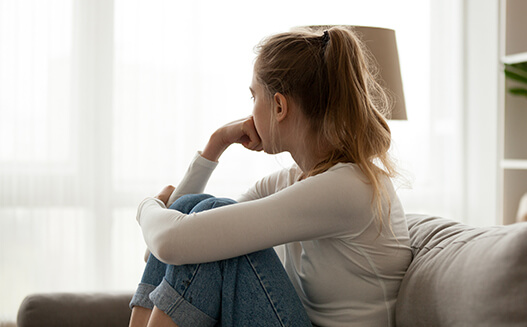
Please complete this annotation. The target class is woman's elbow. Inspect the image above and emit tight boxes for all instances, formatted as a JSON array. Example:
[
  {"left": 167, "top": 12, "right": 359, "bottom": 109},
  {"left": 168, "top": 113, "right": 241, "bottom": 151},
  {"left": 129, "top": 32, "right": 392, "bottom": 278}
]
[
  {"left": 155, "top": 248, "right": 179, "bottom": 265},
  {"left": 149, "top": 237, "right": 184, "bottom": 266}
]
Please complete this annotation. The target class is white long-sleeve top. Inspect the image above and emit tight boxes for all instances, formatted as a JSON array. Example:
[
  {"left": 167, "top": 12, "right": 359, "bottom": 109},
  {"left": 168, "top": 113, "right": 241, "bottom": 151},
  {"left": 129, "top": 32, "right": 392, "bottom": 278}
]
[{"left": 136, "top": 152, "right": 412, "bottom": 326}]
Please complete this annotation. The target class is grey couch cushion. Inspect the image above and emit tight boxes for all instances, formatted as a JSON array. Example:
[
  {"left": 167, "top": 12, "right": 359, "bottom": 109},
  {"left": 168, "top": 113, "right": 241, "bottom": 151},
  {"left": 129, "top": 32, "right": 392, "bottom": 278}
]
[
  {"left": 396, "top": 214, "right": 527, "bottom": 326},
  {"left": 17, "top": 292, "right": 132, "bottom": 327}
]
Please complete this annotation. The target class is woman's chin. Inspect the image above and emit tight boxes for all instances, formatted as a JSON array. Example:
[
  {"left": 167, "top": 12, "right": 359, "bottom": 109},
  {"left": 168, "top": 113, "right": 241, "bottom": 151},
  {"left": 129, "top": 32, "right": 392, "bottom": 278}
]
[{"left": 263, "top": 147, "right": 285, "bottom": 155}]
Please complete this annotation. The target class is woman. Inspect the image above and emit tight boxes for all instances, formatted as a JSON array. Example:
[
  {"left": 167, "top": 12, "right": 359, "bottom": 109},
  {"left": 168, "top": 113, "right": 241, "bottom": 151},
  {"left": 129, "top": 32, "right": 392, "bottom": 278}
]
[{"left": 129, "top": 26, "right": 412, "bottom": 327}]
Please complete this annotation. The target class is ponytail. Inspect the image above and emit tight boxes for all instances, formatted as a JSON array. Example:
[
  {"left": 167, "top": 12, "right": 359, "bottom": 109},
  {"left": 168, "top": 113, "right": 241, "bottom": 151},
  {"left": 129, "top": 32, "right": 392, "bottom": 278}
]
[{"left": 320, "top": 27, "right": 395, "bottom": 231}]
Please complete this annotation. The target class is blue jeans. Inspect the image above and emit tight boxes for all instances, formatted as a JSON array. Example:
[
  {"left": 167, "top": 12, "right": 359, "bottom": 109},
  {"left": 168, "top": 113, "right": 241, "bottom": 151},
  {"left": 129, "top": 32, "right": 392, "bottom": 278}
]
[{"left": 130, "top": 194, "right": 311, "bottom": 327}]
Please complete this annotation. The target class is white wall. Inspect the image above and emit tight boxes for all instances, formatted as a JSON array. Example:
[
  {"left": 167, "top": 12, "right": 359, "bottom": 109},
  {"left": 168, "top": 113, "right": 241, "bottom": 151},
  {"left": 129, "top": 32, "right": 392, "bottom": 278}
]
[{"left": 463, "top": 0, "right": 499, "bottom": 226}]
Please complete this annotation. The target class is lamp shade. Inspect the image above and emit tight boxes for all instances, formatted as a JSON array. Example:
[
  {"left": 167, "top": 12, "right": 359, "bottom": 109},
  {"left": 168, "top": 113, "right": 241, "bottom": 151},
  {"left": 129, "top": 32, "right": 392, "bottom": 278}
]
[{"left": 301, "top": 25, "right": 407, "bottom": 120}]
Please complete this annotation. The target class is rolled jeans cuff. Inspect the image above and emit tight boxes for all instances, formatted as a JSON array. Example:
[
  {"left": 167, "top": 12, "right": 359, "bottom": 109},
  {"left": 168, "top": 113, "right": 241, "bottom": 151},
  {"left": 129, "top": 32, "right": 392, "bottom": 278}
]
[
  {"left": 150, "top": 278, "right": 217, "bottom": 327},
  {"left": 129, "top": 282, "right": 157, "bottom": 310}
]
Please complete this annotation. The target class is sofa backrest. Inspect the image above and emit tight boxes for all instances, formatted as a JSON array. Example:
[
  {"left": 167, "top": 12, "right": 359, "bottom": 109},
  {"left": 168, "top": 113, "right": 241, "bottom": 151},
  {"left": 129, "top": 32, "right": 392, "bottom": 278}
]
[{"left": 396, "top": 214, "right": 527, "bottom": 327}]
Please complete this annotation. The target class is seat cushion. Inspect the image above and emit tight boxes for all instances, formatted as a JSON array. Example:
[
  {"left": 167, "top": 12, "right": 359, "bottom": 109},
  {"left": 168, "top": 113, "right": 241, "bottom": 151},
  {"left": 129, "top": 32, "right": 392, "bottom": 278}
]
[
  {"left": 395, "top": 214, "right": 527, "bottom": 327},
  {"left": 17, "top": 292, "right": 133, "bottom": 327}
]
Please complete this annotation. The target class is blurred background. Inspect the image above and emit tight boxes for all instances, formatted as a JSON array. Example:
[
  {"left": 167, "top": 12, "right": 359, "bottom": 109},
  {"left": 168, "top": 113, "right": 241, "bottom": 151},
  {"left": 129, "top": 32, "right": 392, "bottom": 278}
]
[{"left": 0, "top": 0, "right": 500, "bottom": 323}]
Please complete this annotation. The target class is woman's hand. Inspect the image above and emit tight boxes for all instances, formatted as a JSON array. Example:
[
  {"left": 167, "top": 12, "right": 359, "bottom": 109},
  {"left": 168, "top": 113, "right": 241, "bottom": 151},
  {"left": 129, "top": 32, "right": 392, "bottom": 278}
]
[
  {"left": 155, "top": 185, "right": 175, "bottom": 206},
  {"left": 202, "top": 116, "right": 262, "bottom": 162}
]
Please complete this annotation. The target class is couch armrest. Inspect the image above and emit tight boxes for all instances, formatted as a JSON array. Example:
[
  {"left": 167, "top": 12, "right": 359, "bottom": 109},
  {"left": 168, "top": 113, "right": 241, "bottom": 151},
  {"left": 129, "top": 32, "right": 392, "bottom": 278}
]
[
  {"left": 17, "top": 292, "right": 133, "bottom": 327},
  {"left": 396, "top": 215, "right": 527, "bottom": 326}
]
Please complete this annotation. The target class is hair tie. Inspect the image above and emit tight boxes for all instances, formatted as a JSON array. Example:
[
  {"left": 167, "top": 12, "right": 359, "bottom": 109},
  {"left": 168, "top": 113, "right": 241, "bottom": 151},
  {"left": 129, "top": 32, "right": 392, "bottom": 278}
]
[{"left": 321, "top": 30, "right": 330, "bottom": 45}]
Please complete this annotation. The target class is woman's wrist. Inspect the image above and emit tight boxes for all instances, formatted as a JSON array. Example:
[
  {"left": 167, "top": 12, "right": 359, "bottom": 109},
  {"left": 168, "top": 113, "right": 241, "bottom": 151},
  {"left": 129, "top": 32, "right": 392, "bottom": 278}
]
[{"left": 201, "top": 130, "right": 230, "bottom": 162}]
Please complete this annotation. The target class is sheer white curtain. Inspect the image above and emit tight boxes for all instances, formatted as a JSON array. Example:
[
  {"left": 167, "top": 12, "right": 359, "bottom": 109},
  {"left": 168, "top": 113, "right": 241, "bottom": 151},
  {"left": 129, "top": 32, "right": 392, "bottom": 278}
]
[{"left": 0, "top": 0, "right": 465, "bottom": 322}]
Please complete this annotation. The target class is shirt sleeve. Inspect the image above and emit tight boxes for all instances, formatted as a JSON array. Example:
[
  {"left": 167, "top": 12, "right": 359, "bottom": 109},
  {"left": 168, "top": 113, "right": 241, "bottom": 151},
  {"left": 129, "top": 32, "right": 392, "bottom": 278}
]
[
  {"left": 166, "top": 152, "right": 218, "bottom": 207},
  {"left": 236, "top": 164, "right": 302, "bottom": 202},
  {"left": 137, "top": 165, "right": 377, "bottom": 266}
]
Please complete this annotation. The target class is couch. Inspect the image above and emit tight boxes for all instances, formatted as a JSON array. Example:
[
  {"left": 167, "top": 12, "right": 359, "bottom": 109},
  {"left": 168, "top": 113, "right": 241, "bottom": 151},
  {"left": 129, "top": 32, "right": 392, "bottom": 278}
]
[{"left": 17, "top": 214, "right": 527, "bottom": 326}]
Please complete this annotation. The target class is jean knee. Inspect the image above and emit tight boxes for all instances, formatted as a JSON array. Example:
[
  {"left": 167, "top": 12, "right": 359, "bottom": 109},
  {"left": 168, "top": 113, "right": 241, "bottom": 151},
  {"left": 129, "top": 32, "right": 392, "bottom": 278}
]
[
  {"left": 190, "top": 197, "right": 237, "bottom": 213},
  {"left": 169, "top": 194, "right": 214, "bottom": 212}
]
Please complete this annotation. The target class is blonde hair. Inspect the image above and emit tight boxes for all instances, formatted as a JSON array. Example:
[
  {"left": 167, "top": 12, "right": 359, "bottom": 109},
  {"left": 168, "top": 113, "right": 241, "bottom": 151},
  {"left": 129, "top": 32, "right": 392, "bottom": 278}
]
[{"left": 254, "top": 26, "right": 397, "bottom": 233}]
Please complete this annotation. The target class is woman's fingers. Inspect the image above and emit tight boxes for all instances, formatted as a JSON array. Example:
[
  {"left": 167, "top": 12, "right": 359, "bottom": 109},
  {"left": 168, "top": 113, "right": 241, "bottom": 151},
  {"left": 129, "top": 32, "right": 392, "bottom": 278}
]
[
  {"left": 240, "top": 116, "right": 262, "bottom": 151},
  {"left": 155, "top": 185, "right": 175, "bottom": 206}
]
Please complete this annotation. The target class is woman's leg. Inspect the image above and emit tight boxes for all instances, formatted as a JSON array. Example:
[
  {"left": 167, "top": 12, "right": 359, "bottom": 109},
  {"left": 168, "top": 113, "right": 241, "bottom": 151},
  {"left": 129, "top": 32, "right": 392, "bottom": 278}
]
[
  {"left": 129, "top": 306, "right": 154, "bottom": 327},
  {"left": 129, "top": 194, "right": 216, "bottom": 327},
  {"left": 131, "top": 194, "right": 311, "bottom": 326},
  {"left": 129, "top": 253, "right": 171, "bottom": 327},
  {"left": 146, "top": 194, "right": 311, "bottom": 327}
]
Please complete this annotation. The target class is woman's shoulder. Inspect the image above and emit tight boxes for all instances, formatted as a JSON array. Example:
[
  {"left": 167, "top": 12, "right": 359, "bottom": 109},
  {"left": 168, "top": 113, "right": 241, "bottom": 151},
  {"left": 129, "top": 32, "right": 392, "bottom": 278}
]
[
  {"left": 323, "top": 162, "right": 395, "bottom": 189},
  {"left": 312, "top": 162, "right": 369, "bottom": 187},
  {"left": 302, "top": 162, "right": 399, "bottom": 208}
]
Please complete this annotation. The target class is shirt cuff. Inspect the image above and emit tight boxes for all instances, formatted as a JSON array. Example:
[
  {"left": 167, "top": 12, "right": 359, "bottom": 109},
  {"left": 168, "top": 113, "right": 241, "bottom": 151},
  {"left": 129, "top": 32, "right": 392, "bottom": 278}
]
[{"left": 195, "top": 151, "right": 219, "bottom": 169}]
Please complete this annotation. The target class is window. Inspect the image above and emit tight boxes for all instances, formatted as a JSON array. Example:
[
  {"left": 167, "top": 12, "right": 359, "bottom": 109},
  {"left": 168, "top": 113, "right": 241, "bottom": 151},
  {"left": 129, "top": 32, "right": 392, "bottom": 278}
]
[{"left": 1, "top": 0, "right": 467, "bottom": 322}]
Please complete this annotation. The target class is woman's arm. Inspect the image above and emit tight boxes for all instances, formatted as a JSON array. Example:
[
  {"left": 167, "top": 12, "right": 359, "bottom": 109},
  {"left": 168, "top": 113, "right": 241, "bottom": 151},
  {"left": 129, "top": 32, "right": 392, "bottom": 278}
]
[
  {"left": 143, "top": 184, "right": 176, "bottom": 262},
  {"left": 138, "top": 165, "right": 376, "bottom": 266},
  {"left": 166, "top": 116, "right": 262, "bottom": 207}
]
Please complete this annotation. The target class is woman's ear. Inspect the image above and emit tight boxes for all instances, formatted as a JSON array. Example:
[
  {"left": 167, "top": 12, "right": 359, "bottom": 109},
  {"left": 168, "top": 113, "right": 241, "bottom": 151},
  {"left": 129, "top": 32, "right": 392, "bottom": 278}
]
[{"left": 273, "top": 92, "right": 288, "bottom": 123}]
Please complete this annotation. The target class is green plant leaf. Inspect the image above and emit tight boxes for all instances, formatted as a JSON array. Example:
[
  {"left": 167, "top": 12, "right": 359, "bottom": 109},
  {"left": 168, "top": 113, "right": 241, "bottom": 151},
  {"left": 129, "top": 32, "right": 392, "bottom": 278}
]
[
  {"left": 505, "top": 61, "right": 527, "bottom": 71},
  {"left": 504, "top": 69, "right": 527, "bottom": 85},
  {"left": 509, "top": 87, "right": 527, "bottom": 97},
  {"left": 504, "top": 61, "right": 527, "bottom": 98},
  {"left": 512, "top": 62, "right": 527, "bottom": 72}
]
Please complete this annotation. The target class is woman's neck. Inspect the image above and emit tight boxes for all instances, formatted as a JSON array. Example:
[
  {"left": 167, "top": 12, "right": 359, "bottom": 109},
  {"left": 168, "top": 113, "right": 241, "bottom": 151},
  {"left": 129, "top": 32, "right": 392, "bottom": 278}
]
[
  {"left": 275, "top": 101, "right": 332, "bottom": 176},
  {"left": 288, "top": 134, "right": 332, "bottom": 178}
]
